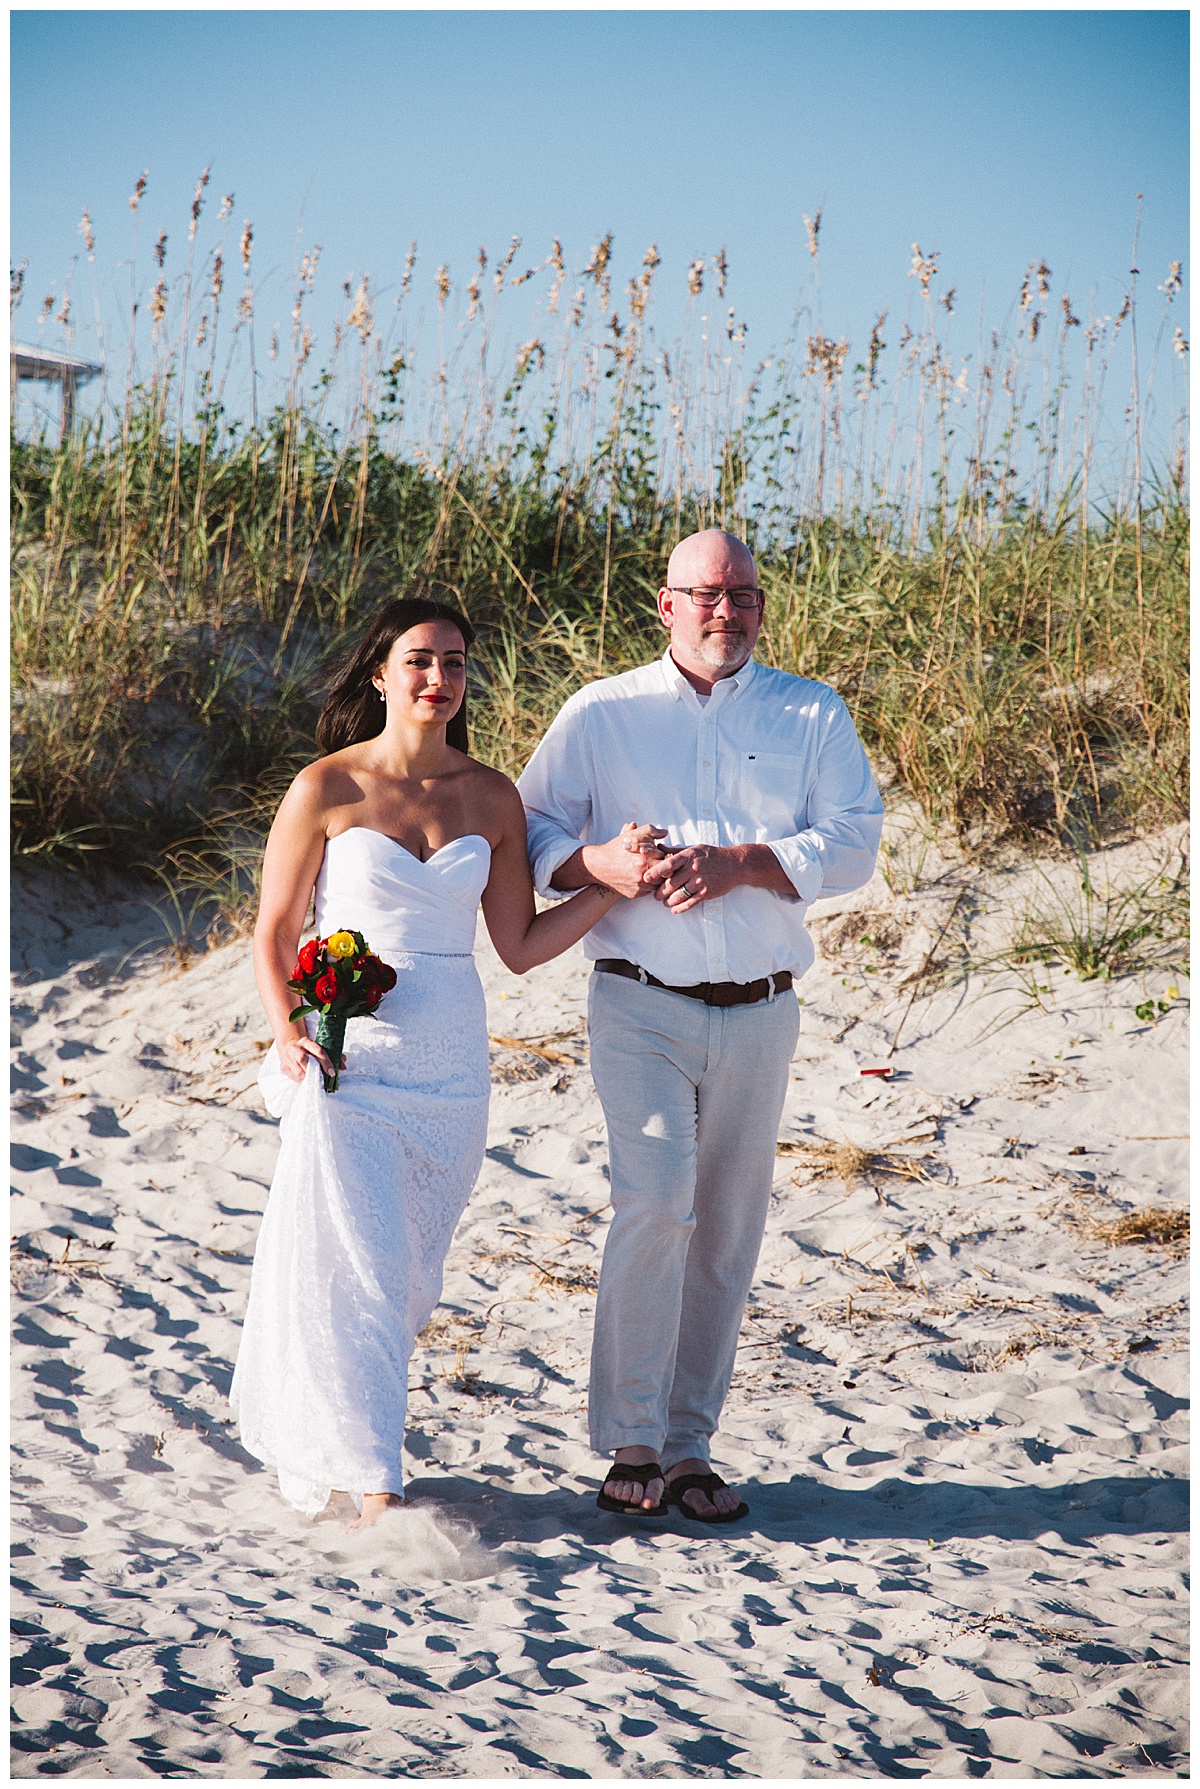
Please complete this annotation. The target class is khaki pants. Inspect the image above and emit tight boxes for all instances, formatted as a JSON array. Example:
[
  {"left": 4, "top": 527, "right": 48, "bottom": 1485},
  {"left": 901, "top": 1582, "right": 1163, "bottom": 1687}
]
[{"left": 586, "top": 970, "right": 799, "bottom": 1464}]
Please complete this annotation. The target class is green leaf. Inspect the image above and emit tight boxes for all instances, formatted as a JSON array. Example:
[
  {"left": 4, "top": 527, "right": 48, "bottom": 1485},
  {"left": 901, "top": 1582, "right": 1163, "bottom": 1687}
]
[{"left": 288, "top": 1003, "right": 318, "bottom": 1022}]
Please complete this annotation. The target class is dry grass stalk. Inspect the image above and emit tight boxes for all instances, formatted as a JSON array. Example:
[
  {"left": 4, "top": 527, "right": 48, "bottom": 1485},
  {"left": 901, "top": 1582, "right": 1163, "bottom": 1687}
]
[
  {"left": 1087, "top": 1208, "right": 1188, "bottom": 1250},
  {"left": 777, "top": 1138, "right": 936, "bottom": 1184},
  {"left": 488, "top": 1031, "right": 581, "bottom": 1065}
]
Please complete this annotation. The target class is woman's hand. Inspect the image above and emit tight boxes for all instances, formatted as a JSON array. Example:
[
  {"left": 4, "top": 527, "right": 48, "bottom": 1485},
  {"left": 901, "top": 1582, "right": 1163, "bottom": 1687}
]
[{"left": 276, "top": 1033, "right": 342, "bottom": 1084}]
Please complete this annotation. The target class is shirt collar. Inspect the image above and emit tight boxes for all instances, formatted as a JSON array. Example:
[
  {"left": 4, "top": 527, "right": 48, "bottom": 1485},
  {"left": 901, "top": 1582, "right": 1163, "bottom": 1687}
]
[{"left": 659, "top": 647, "right": 759, "bottom": 705}]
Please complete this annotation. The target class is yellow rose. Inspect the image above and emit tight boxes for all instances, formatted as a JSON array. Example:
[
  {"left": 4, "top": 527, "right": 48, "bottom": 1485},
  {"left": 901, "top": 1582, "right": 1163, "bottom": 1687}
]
[{"left": 327, "top": 931, "right": 357, "bottom": 959}]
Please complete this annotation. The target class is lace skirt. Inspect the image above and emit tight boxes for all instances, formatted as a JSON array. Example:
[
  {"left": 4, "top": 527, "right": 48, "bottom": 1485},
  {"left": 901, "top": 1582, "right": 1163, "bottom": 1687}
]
[{"left": 230, "top": 954, "right": 490, "bottom": 1514}]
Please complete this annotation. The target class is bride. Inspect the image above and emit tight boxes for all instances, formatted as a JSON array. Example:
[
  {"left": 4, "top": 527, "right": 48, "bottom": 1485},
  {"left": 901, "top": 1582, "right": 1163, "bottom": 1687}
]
[{"left": 230, "top": 596, "right": 644, "bottom": 1524}]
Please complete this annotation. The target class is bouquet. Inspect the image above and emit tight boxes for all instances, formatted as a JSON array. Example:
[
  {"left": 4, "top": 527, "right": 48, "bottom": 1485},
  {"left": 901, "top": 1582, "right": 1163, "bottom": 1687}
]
[{"left": 287, "top": 929, "right": 398, "bottom": 1092}]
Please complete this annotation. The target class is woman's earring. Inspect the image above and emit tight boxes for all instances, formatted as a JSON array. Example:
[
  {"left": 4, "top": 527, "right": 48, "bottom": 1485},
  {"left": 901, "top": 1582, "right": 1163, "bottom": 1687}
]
[{"left": 377, "top": 687, "right": 385, "bottom": 702}]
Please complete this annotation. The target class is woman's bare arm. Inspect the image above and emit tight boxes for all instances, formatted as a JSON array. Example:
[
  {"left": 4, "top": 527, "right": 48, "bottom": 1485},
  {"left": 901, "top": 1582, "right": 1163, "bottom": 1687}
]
[
  {"left": 252, "top": 766, "right": 341, "bottom": 1083},
  {"left": 480, "top": 780, "right": 626, "bottom": 974}
]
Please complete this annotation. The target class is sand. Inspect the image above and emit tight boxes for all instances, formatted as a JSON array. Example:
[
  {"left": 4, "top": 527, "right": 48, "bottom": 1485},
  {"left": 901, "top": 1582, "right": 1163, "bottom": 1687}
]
[{"left": 10, "top": 821, "right": 1189, "bottom": 1779}]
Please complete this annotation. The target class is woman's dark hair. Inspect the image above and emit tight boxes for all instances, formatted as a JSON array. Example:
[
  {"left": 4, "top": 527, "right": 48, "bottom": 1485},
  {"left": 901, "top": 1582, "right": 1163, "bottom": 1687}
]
[{"left": 316, "top": 597, "right": 476, "bottom": 757}]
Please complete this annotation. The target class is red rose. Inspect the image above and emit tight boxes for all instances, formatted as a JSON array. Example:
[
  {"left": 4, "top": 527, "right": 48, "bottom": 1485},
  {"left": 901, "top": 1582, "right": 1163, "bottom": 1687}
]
[
  {"left": 375, "top": 963, "right": 398, "bottom": 993},
  {"left": 314, "top": 969, "right": 340, "bottom": 1005},
  {"left": 297, "top": 938, "right": 320, "bottom": 975}
]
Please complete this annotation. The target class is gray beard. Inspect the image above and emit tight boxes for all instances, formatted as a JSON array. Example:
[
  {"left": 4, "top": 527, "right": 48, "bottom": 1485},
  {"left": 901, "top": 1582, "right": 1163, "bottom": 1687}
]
[{"left": 695, "top": 628, "right": 751, "bottom": 673}]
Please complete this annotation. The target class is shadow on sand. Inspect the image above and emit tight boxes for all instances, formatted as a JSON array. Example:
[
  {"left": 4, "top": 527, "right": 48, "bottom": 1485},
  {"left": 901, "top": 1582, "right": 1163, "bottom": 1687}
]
[{"left": 407, "top": 1468, "right": 1187, "bottom": 1554}]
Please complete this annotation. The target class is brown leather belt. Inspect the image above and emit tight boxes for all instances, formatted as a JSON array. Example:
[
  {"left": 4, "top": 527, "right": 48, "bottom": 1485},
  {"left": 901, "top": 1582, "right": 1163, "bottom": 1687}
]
[{"left": 594, "top": 958, "right": 793, "bottom": 1008}]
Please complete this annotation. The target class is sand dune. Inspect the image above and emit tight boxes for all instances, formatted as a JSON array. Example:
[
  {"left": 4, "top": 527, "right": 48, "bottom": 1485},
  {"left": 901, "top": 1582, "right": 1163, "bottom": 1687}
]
[{"left": 11, "top": 830, "right": 1189, "bottom": 1777}]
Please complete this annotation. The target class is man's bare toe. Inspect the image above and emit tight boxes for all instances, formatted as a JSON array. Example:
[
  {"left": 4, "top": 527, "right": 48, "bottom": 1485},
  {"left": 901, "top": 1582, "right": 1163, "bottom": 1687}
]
[{"left": 613, "top": 1476, "right": 663, "bottom": 1508}]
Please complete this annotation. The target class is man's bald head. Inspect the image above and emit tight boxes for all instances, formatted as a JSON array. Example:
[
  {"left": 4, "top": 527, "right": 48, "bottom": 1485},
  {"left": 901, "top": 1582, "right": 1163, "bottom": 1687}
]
[
  {"left": 665, "top": 529, "right": 757, "bottom": 589},
  {"left": 657, "top": 529, "right": 763, "bottom": 692}
]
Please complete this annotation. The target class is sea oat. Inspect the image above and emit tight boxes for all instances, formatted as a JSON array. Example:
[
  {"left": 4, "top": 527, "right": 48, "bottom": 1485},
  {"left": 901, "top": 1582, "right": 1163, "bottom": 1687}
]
[
  {"left": 547, "top": 237, "right": 565, "bottom": 313},
  {"left": 494, "top": 235, "right": 520, "bottom": 292},
  {"left": 858, "top": 311, "right": 886, "bottom": 394},
  {"left": 10, "top": 259, "right": 26, "bottom": 314},
  {"left": 714, "top": 247, "right": 728, "bottom": 297},
  {"left": 129, "top": 171, "right": 148, "bottom": 212},
  {"left": 1172, "top": 326, "right": 1188, "bottom": 358},
  {"left": 401, "top": 241, "right": 417, "bottom": 295},
  {"left": 78, "top": 211, "right": 95, "bottom": 258},
  {"left": 803, "top": 210, "right": 823, "bottom": 259},
  {"left": 435, "top": 264, "right": 450, "bottom": 307},
  {"left": 515, "top": 339, "right": 545, "bottom": 376},
  {"left": 189, "top": 166, "right": 211, "bottom": 240},
  {"left": 909, "top": 244, "right": 938, "bottom": 297},
  {"left": 210, "top": 254, "right": 223, "bottom": 305},
  {"left": 239, "top": 221, "right": 253, "bottom": 273},
  {"left": 806, "top": 334, "right": 849, "bottom": 387},
  {"left": 347, "top": 278, "right": 372, "bottom": 340},
  {"left": 153, "top": 231, "right": 167, "bottom": 270},
  {"left": 218, "top": 193, "right": 234, "bottom": 220},
  {"left": 1159, "top": 260, "right": 1183, "bottom": 301},
  {"left": 149, "top": 279, "right": 167, "bottom": 331}
]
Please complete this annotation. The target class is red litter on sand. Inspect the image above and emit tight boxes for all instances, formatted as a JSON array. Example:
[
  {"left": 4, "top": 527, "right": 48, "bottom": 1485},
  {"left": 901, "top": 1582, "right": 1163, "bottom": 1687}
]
[{"left": 860, "top": 1066, "right": 894, "bottom": 1079}]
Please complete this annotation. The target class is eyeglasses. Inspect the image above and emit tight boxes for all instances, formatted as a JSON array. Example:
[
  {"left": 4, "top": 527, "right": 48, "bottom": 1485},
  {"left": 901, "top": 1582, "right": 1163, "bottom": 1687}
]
[{"left": 667, "top": 586, "right": 762, "bottom": 610}]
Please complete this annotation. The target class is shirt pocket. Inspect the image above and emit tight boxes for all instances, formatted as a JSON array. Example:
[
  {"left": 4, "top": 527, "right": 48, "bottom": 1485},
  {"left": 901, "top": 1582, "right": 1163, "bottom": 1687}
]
[{"left": 733, "top": 750, "right": 807, "bottom": 837}]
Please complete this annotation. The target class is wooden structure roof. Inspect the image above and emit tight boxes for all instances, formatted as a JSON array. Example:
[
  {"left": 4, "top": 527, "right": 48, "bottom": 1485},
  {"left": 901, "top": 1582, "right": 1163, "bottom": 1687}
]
[{"left": 11, "top": 342, "right": 103, "bottom": 441}]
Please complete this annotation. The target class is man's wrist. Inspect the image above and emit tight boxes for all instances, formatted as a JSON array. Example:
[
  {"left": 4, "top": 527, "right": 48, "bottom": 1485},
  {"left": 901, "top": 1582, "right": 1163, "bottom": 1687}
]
[{"left": 729, "top": 842, "right": 800, "bottom": 897}]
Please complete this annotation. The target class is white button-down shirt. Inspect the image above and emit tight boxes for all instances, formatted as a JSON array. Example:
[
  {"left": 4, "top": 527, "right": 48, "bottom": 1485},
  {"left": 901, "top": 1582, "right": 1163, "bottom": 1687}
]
[{"left": 518, "top": 649, "right": 883, "bottom": 987}]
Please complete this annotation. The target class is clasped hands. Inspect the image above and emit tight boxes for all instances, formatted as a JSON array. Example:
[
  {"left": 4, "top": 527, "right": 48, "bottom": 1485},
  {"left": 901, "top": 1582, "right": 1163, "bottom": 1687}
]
[{"left": 586, "top": 822, "right": 742, "bottom": 914}]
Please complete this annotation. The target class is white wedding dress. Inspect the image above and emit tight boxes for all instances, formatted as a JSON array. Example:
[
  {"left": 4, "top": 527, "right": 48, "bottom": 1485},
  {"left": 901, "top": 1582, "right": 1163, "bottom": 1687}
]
[{"left": 230, "top": 827, "right": 492, "bottom": 1515}]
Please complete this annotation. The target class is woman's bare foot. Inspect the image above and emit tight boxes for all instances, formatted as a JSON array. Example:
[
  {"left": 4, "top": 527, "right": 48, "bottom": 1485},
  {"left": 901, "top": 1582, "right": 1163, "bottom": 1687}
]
[
  {"left": 345, "top": 1491, "right": 404, "bottom": 1531},
  {"left": 664, "top": 1457, "right": 743, "bottom": 1519},
  {"left": 603, "top": 1445, "right": 665, "bottom": 1512}
]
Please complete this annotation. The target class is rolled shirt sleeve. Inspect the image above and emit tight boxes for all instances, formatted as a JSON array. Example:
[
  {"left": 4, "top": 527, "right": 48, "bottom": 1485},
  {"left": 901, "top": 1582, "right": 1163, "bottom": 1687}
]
[
  {"left": 517, "top": 692, "right": 595, "bottom": 898},
  {"left": 766, "top": 692, "right": 884, "bottom": 902}
]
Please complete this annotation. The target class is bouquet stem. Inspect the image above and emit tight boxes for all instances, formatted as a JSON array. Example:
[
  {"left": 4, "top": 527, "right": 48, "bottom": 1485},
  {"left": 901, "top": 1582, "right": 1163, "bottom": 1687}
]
[{"left": 315, "top": 1013, "right": 347, "bottom": 1093}]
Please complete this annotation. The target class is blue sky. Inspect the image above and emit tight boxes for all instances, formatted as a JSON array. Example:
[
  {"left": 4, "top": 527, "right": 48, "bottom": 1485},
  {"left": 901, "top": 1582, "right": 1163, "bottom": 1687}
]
[{"left": 10, "top": 8, "right": 1189, "bottom": 458}]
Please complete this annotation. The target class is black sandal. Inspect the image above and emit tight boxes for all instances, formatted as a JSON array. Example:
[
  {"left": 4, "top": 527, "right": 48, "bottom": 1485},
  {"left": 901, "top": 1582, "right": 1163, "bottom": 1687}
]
[
  {"left": 596, "top": 1459, "right": 668, "bottom": 1518},
  {"left": 666, "top": 1471, "right": 749, "bottom": 1524}
]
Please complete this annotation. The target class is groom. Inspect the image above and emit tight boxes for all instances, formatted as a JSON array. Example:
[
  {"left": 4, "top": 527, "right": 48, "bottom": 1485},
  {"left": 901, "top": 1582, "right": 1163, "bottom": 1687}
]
[{"left": 518, "top": 529, "right": 882, "bottom": 1522}]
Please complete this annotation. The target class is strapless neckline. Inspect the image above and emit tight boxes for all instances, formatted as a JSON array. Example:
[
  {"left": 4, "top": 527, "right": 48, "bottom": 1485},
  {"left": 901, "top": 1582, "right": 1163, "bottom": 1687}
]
[{"left": 329, "top": 827, "right": 490, "bottom": 866}]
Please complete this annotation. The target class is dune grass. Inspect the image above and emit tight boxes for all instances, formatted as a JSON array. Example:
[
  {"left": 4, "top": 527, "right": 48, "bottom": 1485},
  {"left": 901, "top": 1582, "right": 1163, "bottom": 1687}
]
[{"left": 11, "top": 180, "right": 1189, "bottom": 933}]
